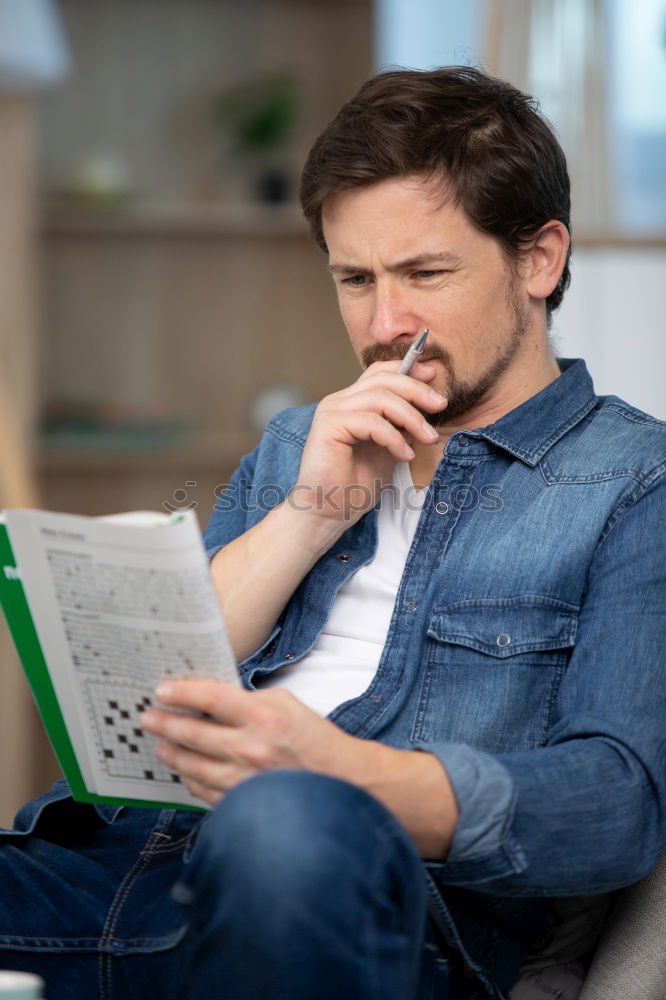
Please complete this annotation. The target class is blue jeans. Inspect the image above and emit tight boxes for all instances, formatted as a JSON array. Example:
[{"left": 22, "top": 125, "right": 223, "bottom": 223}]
[{"left": 0, "top": 772, "right": 478, "bottom": 999}]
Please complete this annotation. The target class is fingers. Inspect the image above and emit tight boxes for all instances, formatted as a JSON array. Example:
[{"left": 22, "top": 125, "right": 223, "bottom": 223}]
[
  {"left": 355, "top": 363, "right": 447, "bottom": 413},
  {"left": 358, "top": 358, "right": 438, "bottom": 382},
  {"left": 317, "top": 384, "right": 445, "bottom": 453},
  {"left": 141, "top": 683, "right": 301, "bottom": 799},
  {"left": 140, "top": 681, "right": 294, "bottom": 756},
  {"left": 403, "top": 360, "right": 438, "bottom": 381},
  {"left": 322, "top": 410, "right": 428, "bottom": 461},
  {"left": 298, "top": 360, "right": 448, "bottom": 498},
  {"left": 151, "top": 679, "right": 249, "bottom": 724},
  {"left": 154, "top": 738, "right": 236, "bottom": 804},
  {"left": 182, "top": 776, "right": 221, "bottom": 806},
  {"left": 142, "top": 707, "right": 231, "bottom": 757}
]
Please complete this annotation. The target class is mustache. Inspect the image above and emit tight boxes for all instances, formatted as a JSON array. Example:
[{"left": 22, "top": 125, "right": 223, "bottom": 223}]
[{"left": 361, "top": 340, "right": 453, "bottom": 370}]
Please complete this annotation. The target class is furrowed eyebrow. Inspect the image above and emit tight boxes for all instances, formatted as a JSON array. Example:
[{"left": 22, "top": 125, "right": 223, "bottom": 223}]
[
  {"left": 327, "top": 263, "right": 369, "bottom": 276},
  {"left": 327, "top": 251, "right": 461, "bottom": 275}
]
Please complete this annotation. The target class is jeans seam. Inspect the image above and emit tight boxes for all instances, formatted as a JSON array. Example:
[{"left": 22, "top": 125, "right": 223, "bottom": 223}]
[
  {"left": 98, "top": 826, "right": 173, "bottom": 1000},
  {"left": 0, "top": 932, "right": 186, "bottom": 953},
  {"left": 140, "top": 837, "right": 190, "bottom": 856},
  {"left": 0, "top": 936, "right": 104, "bottom": 949},
  {"left": 99, "top": 855, "right": 152, "bottom": 1000}
]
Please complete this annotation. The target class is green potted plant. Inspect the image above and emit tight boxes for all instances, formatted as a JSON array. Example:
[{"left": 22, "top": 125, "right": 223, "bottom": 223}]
[{"left": 215, "top": 71, "right": 299, "bottom": 203}]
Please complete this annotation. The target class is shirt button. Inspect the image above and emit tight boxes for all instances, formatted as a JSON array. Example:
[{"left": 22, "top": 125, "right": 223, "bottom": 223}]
[
  {"left": 285, "top": 652, "right": 295, "bottom": 660},
  {"left": 403, "top": 601, "right": 418, "bottom": 613},
  {"left": 458, "top": 435, "right": 469, "bottom": 447},
  {"left": 336, "top": 552, "right": 352, "bottom": 563},
  {"left": 496, "top": 633, "right": 511, "bottom": 647},
  {"left": 435, "top": 501, "right": 449, "bottom": 514}
]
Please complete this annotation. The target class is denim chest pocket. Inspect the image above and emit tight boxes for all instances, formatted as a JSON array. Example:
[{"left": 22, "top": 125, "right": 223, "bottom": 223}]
[{"left": 411, "top": 597, "right": 578, "bottom": 754}]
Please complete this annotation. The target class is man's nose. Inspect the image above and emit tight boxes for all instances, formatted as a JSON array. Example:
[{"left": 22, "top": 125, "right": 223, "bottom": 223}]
[{"left": 368, "top": 283, "right": 420, "bottom": 345}]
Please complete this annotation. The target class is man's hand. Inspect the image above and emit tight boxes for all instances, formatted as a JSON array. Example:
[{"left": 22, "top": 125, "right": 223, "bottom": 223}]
[
  {"left": 294, "top": 360, "right": 447, "bottom": 525},
  {"left": 208, "top": 360, "right": 447, "bottom": 663},
  {"left": 140, "top": 680, "right": 357, "bottom": 805},
  {"left": 140, "top": 679, "right": 459, "bottom": 859}
]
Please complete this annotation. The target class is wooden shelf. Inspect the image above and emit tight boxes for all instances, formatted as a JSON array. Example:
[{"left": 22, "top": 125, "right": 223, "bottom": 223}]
[
  {"left": 41, "top": 203, "right": 309, "bottom": 239},
  {"left": 37, "top": 430, "right": 260, "bottom": 473},
  {"left": 41, "top": 205, "right": 666, "bottom": 247}
]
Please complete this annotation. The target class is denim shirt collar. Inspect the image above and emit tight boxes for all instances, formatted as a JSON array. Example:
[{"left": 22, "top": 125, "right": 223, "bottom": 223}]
[{"left": 474, "top": 358, "right": 598, "bottom": 468}]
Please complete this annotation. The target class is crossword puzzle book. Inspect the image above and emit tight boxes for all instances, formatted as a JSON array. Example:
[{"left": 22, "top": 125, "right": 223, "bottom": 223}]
[{"left": 0, "top": 507, "right": 239, "bottom": 810}]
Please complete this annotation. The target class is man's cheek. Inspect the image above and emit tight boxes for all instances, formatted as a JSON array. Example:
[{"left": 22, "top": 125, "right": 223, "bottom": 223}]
[
  {"left": 339, "top": 301, "right": 361, "bottom": 332},
  {"left": 342, "top": 316, "right": 368, "bottom": 356}
]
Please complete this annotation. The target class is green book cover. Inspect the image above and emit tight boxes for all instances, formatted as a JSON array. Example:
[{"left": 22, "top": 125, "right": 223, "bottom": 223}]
[{"left": 0, "top": 520, "right": 204, "bottom": 812}]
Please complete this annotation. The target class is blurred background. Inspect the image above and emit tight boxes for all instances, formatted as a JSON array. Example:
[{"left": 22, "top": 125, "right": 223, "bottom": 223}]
[{"left": 1, "top": 0, "right": 664, "bottom": 824}]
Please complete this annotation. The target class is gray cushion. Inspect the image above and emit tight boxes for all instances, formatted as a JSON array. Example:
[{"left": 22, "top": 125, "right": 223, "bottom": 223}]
[{"left": 579, "top": 851, "right": 666, "bottom": 1000}]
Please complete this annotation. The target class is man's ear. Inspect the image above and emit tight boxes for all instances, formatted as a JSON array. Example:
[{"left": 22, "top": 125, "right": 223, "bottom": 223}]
[{"left": 525, "top": 222, "right": 570, "bottom": 302}]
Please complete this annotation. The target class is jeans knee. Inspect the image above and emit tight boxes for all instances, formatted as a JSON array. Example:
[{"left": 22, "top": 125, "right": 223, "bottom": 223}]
[
  {"left": 196, "top": 771, "right": 372, "bottom": 870},
  {"left": 174, "top": 772, "right": 429, "bottom": 998},
  {"left": 185, "top": 770, "right": 423, "bottom": 907}
]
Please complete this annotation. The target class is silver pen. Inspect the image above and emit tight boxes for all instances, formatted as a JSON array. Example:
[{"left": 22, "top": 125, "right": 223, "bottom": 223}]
[{"left": 397, "top": 329, "right": 429, "bottom": 375}]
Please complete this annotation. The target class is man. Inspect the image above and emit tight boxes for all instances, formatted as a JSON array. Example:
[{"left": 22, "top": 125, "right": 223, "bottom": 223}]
[{"left": 1, "top": 67, "right": 665, "bottom": 1000}]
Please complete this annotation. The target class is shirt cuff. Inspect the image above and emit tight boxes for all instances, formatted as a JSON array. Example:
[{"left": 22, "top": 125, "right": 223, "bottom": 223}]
[{"left": 415, "top": 740, "right": 528, "bottom": 883}]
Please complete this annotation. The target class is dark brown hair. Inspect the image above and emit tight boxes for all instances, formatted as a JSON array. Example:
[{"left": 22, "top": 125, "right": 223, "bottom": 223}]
[{"left": 299, "top": 66, "right": 571, "bottom": 317}]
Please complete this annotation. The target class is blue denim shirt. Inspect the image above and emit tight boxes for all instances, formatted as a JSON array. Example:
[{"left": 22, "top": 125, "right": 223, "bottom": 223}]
[{"left": 204, "top": 358, "right": 666, "bottom": 993}]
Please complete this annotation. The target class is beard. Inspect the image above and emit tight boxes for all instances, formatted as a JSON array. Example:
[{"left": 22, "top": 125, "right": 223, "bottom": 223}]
[{"left": 360, "top": 289, "right": 530, "bottom": 427}]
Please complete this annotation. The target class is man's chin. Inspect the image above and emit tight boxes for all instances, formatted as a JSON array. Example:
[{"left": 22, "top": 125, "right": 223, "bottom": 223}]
[
  {"left": 422, "top": 406, "right": 452, "bottom": 428},
  {"left": 423, "top": 391, "right": 487, "bottom": 426}
]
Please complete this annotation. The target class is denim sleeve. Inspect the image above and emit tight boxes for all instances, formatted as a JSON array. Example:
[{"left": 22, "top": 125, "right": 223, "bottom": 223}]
[
  {"left": 418, "top": 475, "right": 666, "bottom": 896},
  {"left": 202, "top": 444, "right": 261, "bottom": 561}
]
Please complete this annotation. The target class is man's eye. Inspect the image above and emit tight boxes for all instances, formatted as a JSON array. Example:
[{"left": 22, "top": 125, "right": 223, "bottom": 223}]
[
  {"left": 342, "top": 275, "right": 368, "bottom": 287},
  {"left": 414, "top": 270, "right": 440, "bottom": 279}
]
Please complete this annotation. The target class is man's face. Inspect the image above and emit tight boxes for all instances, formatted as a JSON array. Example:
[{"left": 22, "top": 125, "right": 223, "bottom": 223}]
[{"left": 322, "top": 175, "right": 533, "bottom": 425}]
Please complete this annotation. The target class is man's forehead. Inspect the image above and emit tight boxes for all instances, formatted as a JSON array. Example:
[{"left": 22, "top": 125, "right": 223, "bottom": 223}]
[
  {"left": 321, "top": 176, "right": 475, "bottom": 264},
  {"left": 323, "top": 175, "right": 447, "bottom": 223}
]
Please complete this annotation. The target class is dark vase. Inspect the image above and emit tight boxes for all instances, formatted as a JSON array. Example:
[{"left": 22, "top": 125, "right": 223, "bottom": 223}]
[{"left": 256, "top": 167, "right": 291, "bottom": 203}]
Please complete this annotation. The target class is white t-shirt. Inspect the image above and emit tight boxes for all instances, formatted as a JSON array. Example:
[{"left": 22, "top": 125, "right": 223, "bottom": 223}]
[{"left": 255, "top": 462, "right": 426, "bottom": 715}]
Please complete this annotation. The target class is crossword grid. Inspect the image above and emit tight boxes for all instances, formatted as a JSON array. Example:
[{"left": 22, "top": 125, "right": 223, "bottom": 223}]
[{"left": 84, "top": 679, "right": 182, "bottom": 785}]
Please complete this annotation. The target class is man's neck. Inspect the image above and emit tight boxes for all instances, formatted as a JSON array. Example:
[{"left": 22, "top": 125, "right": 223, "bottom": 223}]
[{"left": 409, "top": 351, "right": 562, "bottom": 490}]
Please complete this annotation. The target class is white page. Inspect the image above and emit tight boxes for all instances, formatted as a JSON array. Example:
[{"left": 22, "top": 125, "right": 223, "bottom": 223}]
[{"left": 6, "top": 508, "right": 238, "bottom": 807}]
